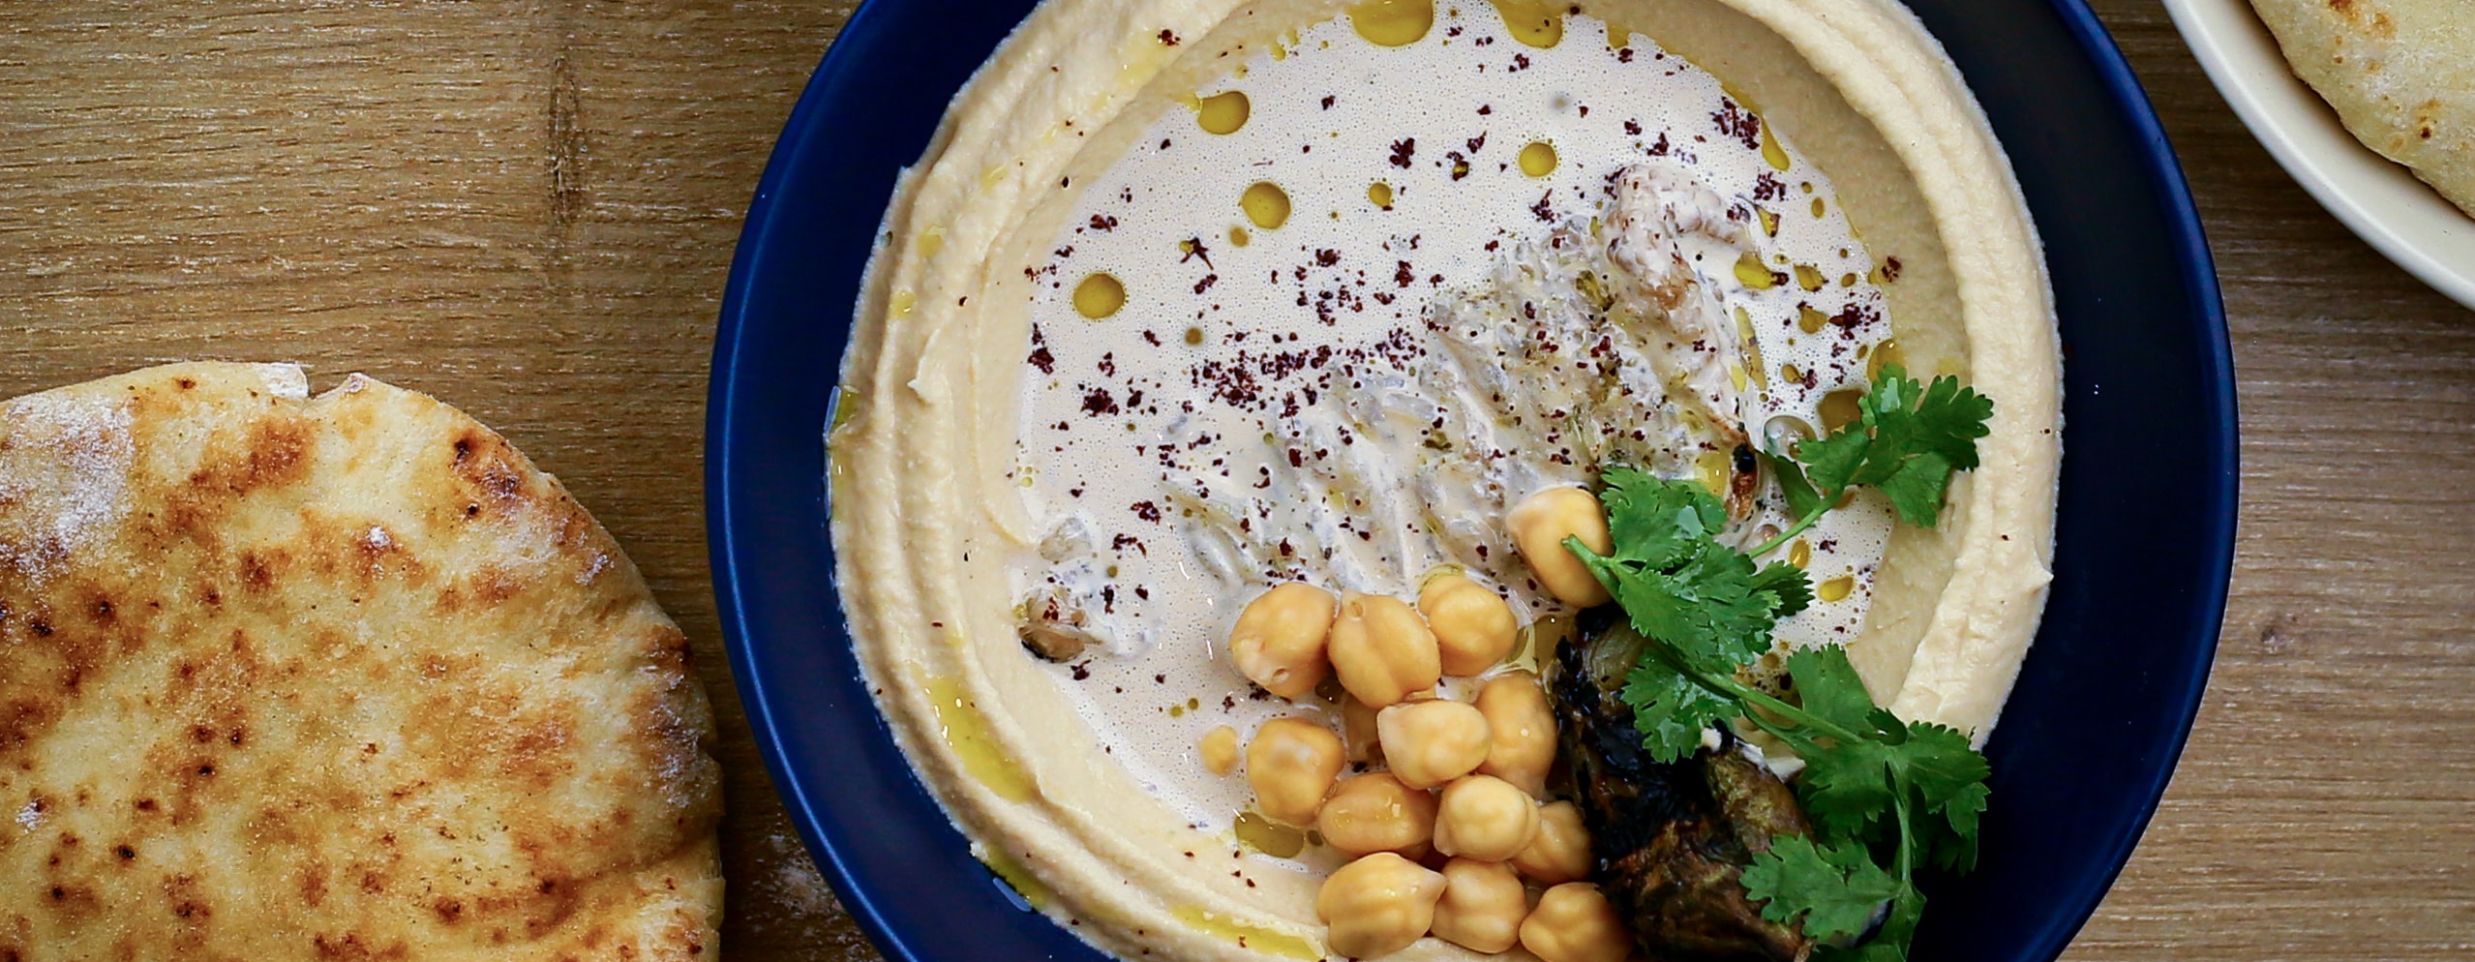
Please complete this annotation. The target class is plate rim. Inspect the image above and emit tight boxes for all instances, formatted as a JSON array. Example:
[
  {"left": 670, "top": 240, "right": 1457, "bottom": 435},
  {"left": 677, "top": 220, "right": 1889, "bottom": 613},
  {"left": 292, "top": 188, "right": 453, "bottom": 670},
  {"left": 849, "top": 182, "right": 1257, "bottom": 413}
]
[
  {"left": 704, "top": 1, "right": 938, "bottom": 956},
  {"left": 706, "top": 1, "right": 2239, "bottom": 960},
  {"left": 1998, "top": 1, "right": 2238, "bottom": 958},
  {"left": 2161, "top": 0, "right": 2475, "bottom": 310}
]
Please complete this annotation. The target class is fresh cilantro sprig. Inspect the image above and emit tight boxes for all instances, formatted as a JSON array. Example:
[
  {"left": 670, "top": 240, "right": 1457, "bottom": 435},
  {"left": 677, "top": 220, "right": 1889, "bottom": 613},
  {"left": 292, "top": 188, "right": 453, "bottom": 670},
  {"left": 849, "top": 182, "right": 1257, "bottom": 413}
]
[
  {"left": 1561, "top": 363, "right": 1996, "bottom": 961},
  {"left": 1752, "top": 364, "right": 1993, "bottom": 555}
]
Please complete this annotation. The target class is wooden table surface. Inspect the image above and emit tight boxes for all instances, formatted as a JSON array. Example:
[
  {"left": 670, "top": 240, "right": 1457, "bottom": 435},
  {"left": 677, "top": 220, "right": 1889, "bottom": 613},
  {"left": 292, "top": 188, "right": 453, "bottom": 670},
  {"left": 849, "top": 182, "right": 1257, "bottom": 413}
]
[{"left": 2, "top": 1, "right": 2467, "bottom": 958}]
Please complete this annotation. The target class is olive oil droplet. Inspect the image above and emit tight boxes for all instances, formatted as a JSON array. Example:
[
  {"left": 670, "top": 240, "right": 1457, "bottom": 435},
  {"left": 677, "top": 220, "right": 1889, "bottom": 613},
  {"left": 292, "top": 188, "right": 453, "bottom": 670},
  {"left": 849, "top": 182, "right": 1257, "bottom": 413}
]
[
  {"left": 1195, "top": 90, "right": 1251, "bottom": 135},
  {"left": 1818, "top": 389, "right": 1864, "bottom": 432},
  {"left": 1241, "top": 181, "right": 1292, "bottom": 229},
  {"left": 1518, "top": 140, "right": 1559, "bottom": 177},
  {"left": 1760, "top": 121, "right": 1792, "bottom": 172},
  {"left": 1347, "top": 0, "right": 1435, "bottom": 47},
  {"left": 1073, "top": 273, "right": 1126, "bottom": 320},
  {"left": 1490, "top": 0, "right": 1566, "bottom": 47},
  {"left": 1868, "top": 338, "right": 1904, "bottom": 381},
  {"left": 1232, "top": 810, "right": 1307, "bottom": 858},
  {"left": 1734, "top": 252, "right": 1778, "bottom": 289}
]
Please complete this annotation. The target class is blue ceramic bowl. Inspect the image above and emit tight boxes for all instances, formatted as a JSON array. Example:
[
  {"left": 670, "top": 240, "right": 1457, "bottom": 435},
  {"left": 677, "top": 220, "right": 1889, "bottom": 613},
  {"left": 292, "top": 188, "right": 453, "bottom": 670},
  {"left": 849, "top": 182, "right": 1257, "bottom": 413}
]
[{"left": 707, "top": 1, "right": 2236, "bottom": 959}]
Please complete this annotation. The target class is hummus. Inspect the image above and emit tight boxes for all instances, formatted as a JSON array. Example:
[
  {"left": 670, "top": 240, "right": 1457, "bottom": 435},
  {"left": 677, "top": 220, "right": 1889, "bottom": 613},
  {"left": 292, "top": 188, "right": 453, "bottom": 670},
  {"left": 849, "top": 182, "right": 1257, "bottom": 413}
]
[{"left": 829, "top": 1, "right": 2058, "bottom": 960}]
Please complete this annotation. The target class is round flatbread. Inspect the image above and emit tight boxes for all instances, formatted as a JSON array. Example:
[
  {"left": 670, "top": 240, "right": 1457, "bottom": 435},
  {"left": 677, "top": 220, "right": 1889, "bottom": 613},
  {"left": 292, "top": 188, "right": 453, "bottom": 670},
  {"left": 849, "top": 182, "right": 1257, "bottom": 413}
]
[
  {"left": 2250, "top": 0, "right": 2475, "bottom": 216},
  {"left": 0, "top": 363, "right": 722, "bottom": 960}
]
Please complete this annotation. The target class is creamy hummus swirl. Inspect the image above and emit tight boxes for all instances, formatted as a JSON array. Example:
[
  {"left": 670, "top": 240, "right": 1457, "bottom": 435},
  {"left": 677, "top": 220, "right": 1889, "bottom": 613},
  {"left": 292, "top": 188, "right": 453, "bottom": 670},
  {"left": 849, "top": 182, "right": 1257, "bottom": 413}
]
[{"left": 829, "top": 2, "right": 2058, "bottom": 959}]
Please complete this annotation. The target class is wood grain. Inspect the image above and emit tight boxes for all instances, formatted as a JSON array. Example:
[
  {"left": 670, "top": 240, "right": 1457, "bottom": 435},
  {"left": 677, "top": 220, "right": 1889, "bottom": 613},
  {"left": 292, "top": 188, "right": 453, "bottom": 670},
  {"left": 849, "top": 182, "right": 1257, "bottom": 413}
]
[{"left": 0, "top": 1, "right": 2466, "bottom": 959}]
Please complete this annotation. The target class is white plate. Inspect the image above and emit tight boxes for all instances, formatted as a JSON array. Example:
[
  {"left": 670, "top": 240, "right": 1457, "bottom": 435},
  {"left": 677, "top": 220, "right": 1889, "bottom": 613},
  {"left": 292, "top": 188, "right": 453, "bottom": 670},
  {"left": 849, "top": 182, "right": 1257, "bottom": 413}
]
[{"left": 2163, "top": 0, "right": 2475, "bottom": 309}]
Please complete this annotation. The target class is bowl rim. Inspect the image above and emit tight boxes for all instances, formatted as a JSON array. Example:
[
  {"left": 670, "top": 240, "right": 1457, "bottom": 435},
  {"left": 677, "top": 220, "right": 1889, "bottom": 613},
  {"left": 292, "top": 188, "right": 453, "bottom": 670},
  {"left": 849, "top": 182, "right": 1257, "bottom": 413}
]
[
  {"left": 706, "top": 1, "right": 2237, "bottom": 960},
  {"left": 2161, "top": 0, "right": 2475, "bottom": 310},
  {"left": 2000, "top": 0, "right": 2238, "bottom": 947}
]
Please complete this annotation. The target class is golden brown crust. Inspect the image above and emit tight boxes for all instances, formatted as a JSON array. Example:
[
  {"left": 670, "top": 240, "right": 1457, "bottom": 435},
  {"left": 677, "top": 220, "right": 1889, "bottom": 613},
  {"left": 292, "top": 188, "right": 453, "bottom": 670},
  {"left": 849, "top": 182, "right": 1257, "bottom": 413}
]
[
  {"left": 2250, "top": 0, "right": 2475, "bottom": 215},
  {"left": 0, "top": 362, "right": 722, "bottom": 961}
]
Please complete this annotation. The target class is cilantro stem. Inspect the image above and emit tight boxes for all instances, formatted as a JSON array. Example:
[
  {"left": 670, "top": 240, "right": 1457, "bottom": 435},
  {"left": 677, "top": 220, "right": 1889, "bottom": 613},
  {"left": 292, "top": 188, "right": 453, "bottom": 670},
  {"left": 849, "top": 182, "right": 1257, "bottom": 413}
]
[
  {"left": 1638, "top": 637, "right": 1865, "bottom": 747},
  {"left": 1747, "top": 500, "right": 1833, "bottom": 560}
]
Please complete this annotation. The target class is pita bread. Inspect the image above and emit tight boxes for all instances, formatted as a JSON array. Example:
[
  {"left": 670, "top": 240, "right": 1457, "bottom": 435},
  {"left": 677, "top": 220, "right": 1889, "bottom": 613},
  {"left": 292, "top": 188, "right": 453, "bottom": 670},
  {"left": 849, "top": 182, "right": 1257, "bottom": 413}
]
[
  {"left": 2250, "top": 0, "right": 2475, "bottom": 216},
  {"left": 0, "top": 363, "right": 722, "bottom": 960}
]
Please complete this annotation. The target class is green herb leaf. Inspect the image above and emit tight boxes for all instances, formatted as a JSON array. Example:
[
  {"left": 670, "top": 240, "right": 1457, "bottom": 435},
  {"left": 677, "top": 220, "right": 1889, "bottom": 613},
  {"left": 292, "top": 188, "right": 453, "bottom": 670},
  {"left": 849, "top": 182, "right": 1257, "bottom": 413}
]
[
  {"left": 1751, "top": 561, "right": 1814, "bottom": 621},
  {"left": 1574, "top": 360, "right": 1995, "bottom": 961},
  {"left": 1792, "top": 365, "right": 1993, "bottom": 529},
  {"left": 1620, "top": 658, "right": 1734, "bottom": 763},
  {"left": 1894, "top": 721, "right": 1992, "bottom": 871},
  {"left": 1796, "top": 423, "right": 1874, "bottom": 500},
  {"left": 1783, "top": 646, "right": 1874, "bottom": 731},
  {"left": 1580, "top": 542, "right": 1774, "bottom": 671},
  {"left": 1743, "top": 835, "right": 1902, "bottom": 941},
  {"left": 1794, "top": 733, "right": 1900, "bottom": 841},
  {"left": 1598, "top": 466, "right": 1727, "bottom": 570},
  {"left": 1767, "top": 451, "right": 1826, "bottom": 519}
]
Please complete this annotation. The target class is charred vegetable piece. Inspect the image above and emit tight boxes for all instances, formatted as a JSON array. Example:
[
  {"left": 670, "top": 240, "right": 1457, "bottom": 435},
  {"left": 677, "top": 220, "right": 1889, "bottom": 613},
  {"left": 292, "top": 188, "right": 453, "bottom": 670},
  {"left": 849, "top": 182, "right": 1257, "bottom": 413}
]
[{"left": 1550, "top": 609, "right": 1812, "bottom": 962}]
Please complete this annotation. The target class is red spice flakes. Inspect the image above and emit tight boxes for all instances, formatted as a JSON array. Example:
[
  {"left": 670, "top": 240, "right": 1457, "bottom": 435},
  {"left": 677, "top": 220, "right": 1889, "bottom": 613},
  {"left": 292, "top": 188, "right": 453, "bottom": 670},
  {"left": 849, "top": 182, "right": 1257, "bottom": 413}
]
[
  {"left": 1447, "top": 151, "right": 1471, "bottom": 180},
  {"left": 1647, "top": 132, "right": 1672, "bottom": 156},
  {"left": 1393, "top": 260, "right": 1415, "bottom": 288},
  {"left": 1089, "top": 213, "right": 1118, "bottom": 232},
  {"left": 1466, "top": 132, "right": 1488, "bottom": 153},
  {"left": 1753, "top": 172, "right": 1786, "bottom": 201},
  {"left": 1477, "top": 104, "right": 1493, "bottom": 115},
  {"left": 1320, "top": 95, "right": 1336, "bottom": 109},
  {"left": 1388, "top": 138, "right": 1416, "bottom": 168},
  {"left": 1081, "top": 387, "right": 1119, "bottom": 415},
  {"left": 1157, "top": 28, "right": 1179, "bottom": 45},
  {"left": 1713, "top": 99, "right": 1761, "bottom": 150},
  {"left": 1314, "top": 249, "right": 1341, "bottom": 267},
  {"left": 1026, "top": 325, "right": 1056, "bottom": 373},
  {"left": 1131, "top": 501, "right": 1162, "bottom": 523},
  {"left": 1624, "top": 119, "right": 1643, "bottom": 136},
  {"left": 1882, "top": 256, "right": 1905, "bottom": 282},
  {"left": 1530, "top": 191, "right": 1555, "bottom": 223},
  {"left": 1617, "top": 47, "right": 1636, "bottom": 62},
  {"left": 1193, "top": 273, "right": 1219, "bottom": 295},
  {"left": 1511, "top": 53, "right": 1532, "bottom": 72},
  {"left": 1829, "top": 300, "right": 1882, "bottom": 332}
]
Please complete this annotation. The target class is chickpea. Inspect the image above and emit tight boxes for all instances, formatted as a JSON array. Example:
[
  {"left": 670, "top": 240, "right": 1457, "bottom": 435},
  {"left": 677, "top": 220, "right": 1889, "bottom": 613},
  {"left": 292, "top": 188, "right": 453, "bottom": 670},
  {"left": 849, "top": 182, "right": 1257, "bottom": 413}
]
[
  {"left": 1341, "top": 696, "right": 1384, "bottom": 765},
  {"left": 1520, "top": 883, "right": 1631, "bottom": 962},
  {"left": 1246, "top": 717, "right": 1345, "bottom": 826},
  {"left": 1475, "top": 672, "right": 1557, "bottom": 796},
  {"left": 1430, "top": 858, "right": 1531, "bottom": 954},
  {"left": 1512, "top": 801, "right": 1593, "bottom": 885},
  {"left": 1375, "top": 699, "right": 1490, "bottom": 790},
  {"left": 1319, "top": 773, "right": 1438, "bottom": 858},
  {"left": 1507, "top": 487, "right": 1614, "bottom": 607},
  {"left": 1227, "top": 583, "right": 1338, "bottom": 699},
  {"left": 1417, "top": 574, "right": 1519, "bottom": 676},
  {"left": 1328, "top": 592, "right": 1442, "bottom": 708},
  {"left": 1433, "top": 774, "right": 1540, "bottom": 862},
  {"left": 1316, "top": 852, "right": 1447, "bottom": 960},
  {"left": 1199, "top": 725, "right": 1240, "bottom": 777}
]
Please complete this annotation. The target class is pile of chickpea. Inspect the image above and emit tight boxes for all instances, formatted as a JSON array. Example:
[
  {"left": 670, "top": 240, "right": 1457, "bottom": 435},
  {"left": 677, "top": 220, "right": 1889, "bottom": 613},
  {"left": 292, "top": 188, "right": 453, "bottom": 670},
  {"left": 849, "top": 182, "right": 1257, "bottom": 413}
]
[{"left": 1205, "top": 486, "right": 1634, "bottom": 961}]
